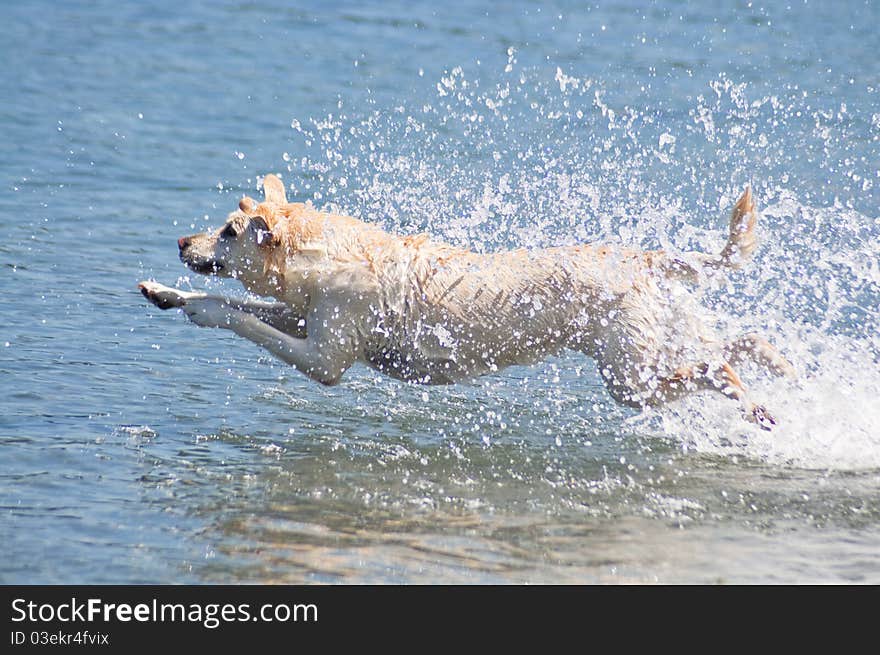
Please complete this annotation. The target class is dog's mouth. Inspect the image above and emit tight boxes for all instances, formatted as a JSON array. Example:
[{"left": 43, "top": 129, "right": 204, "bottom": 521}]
[{"left": 180, "top": 255, "right": 225, "bottom": 276}]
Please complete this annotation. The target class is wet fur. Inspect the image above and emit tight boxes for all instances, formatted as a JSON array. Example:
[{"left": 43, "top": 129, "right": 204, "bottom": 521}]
[{"left": 140, "top": 175, "right": 794, "bottom": 428}]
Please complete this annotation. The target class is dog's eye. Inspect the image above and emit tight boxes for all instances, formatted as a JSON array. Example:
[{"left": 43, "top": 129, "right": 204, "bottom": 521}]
[{"left": 221, "top": 224, "right": 240, "bottom": 239}]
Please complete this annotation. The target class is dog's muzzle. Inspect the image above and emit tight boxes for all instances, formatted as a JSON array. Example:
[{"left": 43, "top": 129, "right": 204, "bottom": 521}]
[{"left": 178, "top": 236, "right": 224, "bottom": 275}]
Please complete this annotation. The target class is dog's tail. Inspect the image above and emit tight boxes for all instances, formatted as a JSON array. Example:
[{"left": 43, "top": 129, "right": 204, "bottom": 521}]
[
  {"left": 716, "top": 185, "right": 758, "bottom": 269},
  {"left": 660, "top": 186, "right": 759, "bottom": 282}
]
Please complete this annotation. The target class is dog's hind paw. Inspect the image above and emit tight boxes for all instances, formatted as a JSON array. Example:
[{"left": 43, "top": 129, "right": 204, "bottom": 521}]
[
  {"left": 139, "top": 280, "right": 192, "bottom": 310},
  {"left": 746, "top": 404, "right": 776, "bottom": 431}
]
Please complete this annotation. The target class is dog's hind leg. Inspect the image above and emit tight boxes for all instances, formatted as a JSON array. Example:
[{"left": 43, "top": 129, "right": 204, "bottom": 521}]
[
  {"left": 723, "top": 333, "right": 796, "bottom": 378},
  {"left": 654, "top": 360, "right": 776, "bottom": 430}
]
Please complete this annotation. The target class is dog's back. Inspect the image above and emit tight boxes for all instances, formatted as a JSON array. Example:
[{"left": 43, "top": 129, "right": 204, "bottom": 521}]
[{"left": 357, "top": 230, "right": 687, "bottom": 384}]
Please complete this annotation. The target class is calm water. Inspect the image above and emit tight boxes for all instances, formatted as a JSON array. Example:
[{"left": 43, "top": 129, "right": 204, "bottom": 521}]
[{"left": 2, "top": 0, "right": 879, "bottom": 583}]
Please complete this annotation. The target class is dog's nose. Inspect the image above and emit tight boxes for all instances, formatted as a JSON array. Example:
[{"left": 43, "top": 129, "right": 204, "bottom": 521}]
[{"left": 178, "top": 236, "right": 191, "bottom": 251}]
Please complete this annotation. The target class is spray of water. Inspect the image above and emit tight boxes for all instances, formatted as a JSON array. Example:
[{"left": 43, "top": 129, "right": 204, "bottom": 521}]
[{"left": 228, "top": 55, "right": 878, "bottom": 471}]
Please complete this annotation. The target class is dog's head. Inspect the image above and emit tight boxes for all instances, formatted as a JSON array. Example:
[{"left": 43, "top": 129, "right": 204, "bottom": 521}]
[{"left": 178, "top": 174, "right": 299, "bottom": 282}]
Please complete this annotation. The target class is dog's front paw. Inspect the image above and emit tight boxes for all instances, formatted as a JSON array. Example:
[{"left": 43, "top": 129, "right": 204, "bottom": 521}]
[
  {"left": 139, "top": 281, "right": 196, "bottom": 310},
  {"left": 183, "top": 298, "right": 233, "bottom": 329}
]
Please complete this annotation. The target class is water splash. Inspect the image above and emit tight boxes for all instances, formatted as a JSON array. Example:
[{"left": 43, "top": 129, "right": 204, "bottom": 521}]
[
  {"left": 657, "top": 193, "right": 880, "bottom": 471},
  {"left": 263, "top": 60, "right": 879, "bottom": 471}
]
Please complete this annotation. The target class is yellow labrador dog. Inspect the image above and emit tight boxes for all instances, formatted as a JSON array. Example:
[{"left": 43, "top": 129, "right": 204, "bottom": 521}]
[{"left": 140, "top": 174, "right": 794, "bottom": 428}]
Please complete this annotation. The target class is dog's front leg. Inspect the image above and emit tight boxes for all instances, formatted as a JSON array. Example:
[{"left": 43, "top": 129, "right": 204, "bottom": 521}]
[
  {"left": 184, "top": 297, "right": 355, "bottom": 386},
  {"left": 225, "top": 298, "right": 306, "bottom": 338},
  {"left": 139, "top": 280, "right": 205, "bottom": 309},
  {"left": 140, "top": 281, "right": 306, "bottom": 338}
]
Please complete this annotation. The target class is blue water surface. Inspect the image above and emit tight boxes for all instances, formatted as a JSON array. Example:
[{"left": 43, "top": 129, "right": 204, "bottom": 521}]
[{"left": 1, "top": 0, "right": 879, "bottom": 583}]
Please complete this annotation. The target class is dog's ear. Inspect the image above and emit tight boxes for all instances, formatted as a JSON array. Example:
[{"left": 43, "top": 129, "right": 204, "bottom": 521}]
[
  {"left": 250, "top": 215, "right": 279, "bottom": 248},
  {"left": 239, "top": 196, "right": 257, "bottom": 213},
  {"left": 261, "top": 174, "right": 287, "bottom": 205}
]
